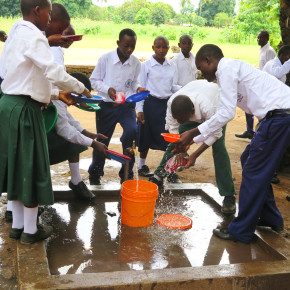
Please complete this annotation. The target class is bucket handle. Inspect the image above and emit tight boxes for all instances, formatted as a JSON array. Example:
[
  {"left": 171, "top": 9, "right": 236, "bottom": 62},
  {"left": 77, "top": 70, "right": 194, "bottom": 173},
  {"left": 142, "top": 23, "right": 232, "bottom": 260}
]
[{"left": 123, "top": 207, "right": 154, "bottom": 218}]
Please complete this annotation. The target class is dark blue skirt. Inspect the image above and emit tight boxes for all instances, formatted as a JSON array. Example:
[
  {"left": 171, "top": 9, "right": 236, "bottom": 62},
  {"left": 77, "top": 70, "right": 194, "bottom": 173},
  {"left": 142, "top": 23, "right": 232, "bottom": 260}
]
[{"left": 138, "top": 95, "right": 169, "bottom": 152}]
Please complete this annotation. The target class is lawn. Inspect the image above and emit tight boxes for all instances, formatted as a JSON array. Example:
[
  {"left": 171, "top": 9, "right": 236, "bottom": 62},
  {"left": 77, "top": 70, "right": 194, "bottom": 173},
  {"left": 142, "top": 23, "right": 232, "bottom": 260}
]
[{"left": 0, "top": 17, "right": 260, "bottom": 65}]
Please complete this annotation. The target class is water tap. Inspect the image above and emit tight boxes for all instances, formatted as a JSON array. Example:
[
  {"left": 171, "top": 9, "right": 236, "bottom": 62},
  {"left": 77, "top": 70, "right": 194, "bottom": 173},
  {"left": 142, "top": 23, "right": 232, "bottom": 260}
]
[{"left": 125, "top": 140, "right": 137, "bottom": 156}]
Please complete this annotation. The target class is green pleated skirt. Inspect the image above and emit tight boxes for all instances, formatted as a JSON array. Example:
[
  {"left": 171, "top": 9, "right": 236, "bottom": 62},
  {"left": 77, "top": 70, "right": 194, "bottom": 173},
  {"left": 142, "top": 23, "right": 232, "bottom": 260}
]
[
  {"left": 47, "top": 128, "right": 87, "bottom": 165},
  {"left": 0, "top": 94, "right": 54, "bottom": 206}
]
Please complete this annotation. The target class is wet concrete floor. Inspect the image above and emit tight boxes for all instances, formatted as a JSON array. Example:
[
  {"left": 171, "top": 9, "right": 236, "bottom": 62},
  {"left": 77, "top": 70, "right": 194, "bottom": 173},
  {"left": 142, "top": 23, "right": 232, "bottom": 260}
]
[{"left": 44, "top": 191, "right": 283, "bottom": 276}]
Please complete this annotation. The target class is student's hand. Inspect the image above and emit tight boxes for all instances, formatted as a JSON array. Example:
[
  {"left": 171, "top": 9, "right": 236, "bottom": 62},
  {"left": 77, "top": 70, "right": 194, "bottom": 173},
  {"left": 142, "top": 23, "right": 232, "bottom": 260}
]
[
  {"left": 137, "top": 87, "right": 148, "bottom": 93},
  {"left": 137, "top": 112, "right": 145, "bottom": 124},
  {"left": 108, "top": 88, "right": 116, "bottom": 101},
  {"left": 174, "top": 153, "right": 188, "bottom": 166},
  {"left": 91, "top": 140, "right": 109, "bottom": 159},
  {"left": 82, "top": 88, "right": 92, "bottom": 99},
  {"left": 171, "top": 144, "right": 190, "bottom": 154},
  {"left": 59, "top": 91, "right": 77, "bottom": 105},
  {"left": 82, "top": 130, "right": 108, "bottom": 141},
  {"left": 184, "top": 152, "right": 197, "bottom": 169},
  {"left": 47, "top": 34, "right": 72, "bottom": 47},
  {"left": 174, "top": 128, "right": 198, "bottom": 149},
  {"left": 96, "top": 133, "right": 108, "bottom": 140}
]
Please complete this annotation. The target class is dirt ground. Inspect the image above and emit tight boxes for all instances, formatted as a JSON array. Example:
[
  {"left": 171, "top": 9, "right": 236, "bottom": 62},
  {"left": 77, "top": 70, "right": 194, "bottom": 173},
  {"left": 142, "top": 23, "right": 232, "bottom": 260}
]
[{"left": 56, "top": 105, "right": 290, "bottom": 234}]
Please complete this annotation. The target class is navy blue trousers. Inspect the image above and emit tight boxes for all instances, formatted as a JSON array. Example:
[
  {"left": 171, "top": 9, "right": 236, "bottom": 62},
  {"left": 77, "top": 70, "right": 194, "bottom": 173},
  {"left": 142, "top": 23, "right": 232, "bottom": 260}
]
[
  {"left": 88, "top": 102, "right": 137, "bottom": 179},
  {"left": 228, "top": 114, "right": 290, "bottom": 243},
  {"left": 138, "top": 95, "right": 169, "bottom": 152},
  {"left": 245, "top": 113, "right": 254, "bottom": 133}
]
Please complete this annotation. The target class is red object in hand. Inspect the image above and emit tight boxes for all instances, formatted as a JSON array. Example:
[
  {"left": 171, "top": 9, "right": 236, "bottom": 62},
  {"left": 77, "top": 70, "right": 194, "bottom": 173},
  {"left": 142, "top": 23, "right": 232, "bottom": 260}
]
[
  {"left": 165, "top": 156, "right": 187, "bottom": 173},
  {"left": 115, "top": 92, "right": 126, "bottom": 104}
]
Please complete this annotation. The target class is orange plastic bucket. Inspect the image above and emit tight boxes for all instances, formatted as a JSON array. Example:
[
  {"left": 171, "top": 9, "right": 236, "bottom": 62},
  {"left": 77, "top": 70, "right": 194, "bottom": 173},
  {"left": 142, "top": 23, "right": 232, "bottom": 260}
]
[{"left": 121, "top": 180, "right": 158, "bottom": 227}]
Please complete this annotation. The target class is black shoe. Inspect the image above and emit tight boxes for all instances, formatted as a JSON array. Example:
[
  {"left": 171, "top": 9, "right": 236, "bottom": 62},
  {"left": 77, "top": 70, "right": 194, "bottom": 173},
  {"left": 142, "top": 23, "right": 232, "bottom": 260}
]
[
  {"left": 221, "top": 196, "right": 236, "bottom": 215},
  {"left": 5, "top": 207, "right": 44, "bottom": 223},
  {"left": 149, "top": 176, "right": 163, "bottom": 188},
  {"left": 271, "top": 176, "right": 280, "bottom": 184},
  {"left": 89, "top": 174, "right": 101, "bottom": 185},
  {"left": 9, "top": 228, "right": 24, "bottom": 240},
  {"left": 20, "top": 224, "right": 53, "bottom": 245},
  {"left": 5, "top": 210, "right": 12, "bottom": 223},
  {"left": 213, "top": 228, "right": 237, "bottom": 241},
  {"left": 286, "top": 195, "right": 290, "bottom": 201},
  {"left": 235, "top": 131, "right": 254, "bottom": 139},
  {"left": 138, "top": 165, "right": 154, "bottom": 177},
  {"left": 167, "top": 173, "right": 182, "bottom": 184},
  {"left": 256, "top": 220, "right": 284, "bottom": 233},
  {"left": 69, "top": 181, "right": 95, "bottom": 200}
]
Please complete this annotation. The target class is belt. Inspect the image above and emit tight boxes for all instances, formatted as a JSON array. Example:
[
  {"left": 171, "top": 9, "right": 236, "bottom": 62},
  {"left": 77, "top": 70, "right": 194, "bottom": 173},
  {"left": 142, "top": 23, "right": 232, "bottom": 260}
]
[{"left": 265, "top": 109, "right": 290, "bottom": 119}]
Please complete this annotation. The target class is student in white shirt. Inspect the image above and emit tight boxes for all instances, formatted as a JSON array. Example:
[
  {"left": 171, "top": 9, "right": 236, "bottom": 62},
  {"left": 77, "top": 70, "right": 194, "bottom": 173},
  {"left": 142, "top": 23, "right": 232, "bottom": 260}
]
[
  {"left": 177, "top": 44, "right": 290, "bottom": 243},
  {"left": 45, "top": 7, "right": 107, "bottom": 200},
  {"left": 149, "top": 80, "right": 236, "bottom": 214},
  {"left": 89, "top": 29, "right": 146, "bottom": 185},
  {"left": 0, "top": 30, "right": 7, "bottom": 42},
  {"left": 169, "top": 34, "right": 197, "bottom": 86},
  {"left": 136, "top": 36, "right": 181, "bottom": 180},
  {"left": 0, "top": 0, "right": 106, "bottom": 245},
  {"left": 263, "top": 45, "right": 290, "bottom": 83},
  {"left": 235, "top": 30, "right": 276, "bottom": 140}
]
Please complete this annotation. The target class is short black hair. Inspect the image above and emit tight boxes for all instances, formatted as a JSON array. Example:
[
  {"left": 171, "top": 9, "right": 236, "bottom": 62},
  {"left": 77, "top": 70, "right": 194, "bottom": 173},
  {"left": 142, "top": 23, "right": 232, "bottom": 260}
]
[
  {"left": 63, "top": 24, "right": 75, "bottom": 36},
  {"left": 154, "top": 35, "right": 169, "bottom": 46},
  {"left": 70, "top": 72, "right": 91, "bottom": 92},
  {"left": 21, "top": 0, "right": 50, "bottom": 16},
  {"left": 0, "top": 30, "right": 7, "bottom": 36},
  {"left": 171, "top": 95, "right": 194, "bottom": 117},
  {"left": 278, "top": 45, "right": 290, "bottom": 57},
  {"left": 196, "top": 44, "right": 224, "bottom": 61},
  {"left": 179, "top": 34, "right": 192, "bottom": 42},
  {"left": 259, "top": 30, "right": 269, "bottom": 39},
  {"left": 119, "top": 28, "right": 136, "bottom": 41},
  {"left": 51, "top": 3, "right": 70, "bottom": 22}
]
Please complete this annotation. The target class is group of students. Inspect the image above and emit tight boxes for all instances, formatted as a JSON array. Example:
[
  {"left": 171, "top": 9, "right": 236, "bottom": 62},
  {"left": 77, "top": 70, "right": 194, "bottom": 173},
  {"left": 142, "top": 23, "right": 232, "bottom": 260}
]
[{"left": 0, "top": 0, "right": 289, "bottom": 246}]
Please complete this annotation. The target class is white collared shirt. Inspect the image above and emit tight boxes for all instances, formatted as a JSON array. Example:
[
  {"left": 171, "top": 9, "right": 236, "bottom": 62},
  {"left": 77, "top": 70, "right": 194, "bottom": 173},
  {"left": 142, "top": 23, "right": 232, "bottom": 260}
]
[
  {"left": 136, "top": 56, "right": 182, "bottom": 112},
  {"left": 90, "top": 49, "right": 141, "bottom": 103},
  {"left": 198, "top": 58, "right": 290, "bottom": 140},
  {"left": 50, "top": 46, "right": 92, "bottom": 147},
  {"left": 0, "top": 20, "right": 84, "bottom": 103},
  {"left": 165, "top": 80, "right": 222, "bottom": 146},
  {"left": 263, "top": 56, "right": 290, "bottom": 83},
  {"left": 259, "top": 42, "right": 276, "bottom": 70},
  {"left": 169, "top": 51, "right": 197, "bottom": 86}
]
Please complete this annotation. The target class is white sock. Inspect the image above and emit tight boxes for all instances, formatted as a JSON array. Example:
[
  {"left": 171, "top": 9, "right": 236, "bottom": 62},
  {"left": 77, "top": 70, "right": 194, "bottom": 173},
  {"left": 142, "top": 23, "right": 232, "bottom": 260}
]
[
  {"left": 139, "top": 158, "right": 146, "bottom": 169},
  {"left": 24, "top": 206, "right": 38, "bottom": 235},
  {"left": 7, "top": 200, "right": 12, "bottom": 211},
  {"left": 12, "top": 200, "right": 24, "bottom": 229},
  {"left": 69, "top": 162, "right": 82, "bottom": 185},
  {"left": 153, "top": 174, "right": 162, "bottom": 181}
]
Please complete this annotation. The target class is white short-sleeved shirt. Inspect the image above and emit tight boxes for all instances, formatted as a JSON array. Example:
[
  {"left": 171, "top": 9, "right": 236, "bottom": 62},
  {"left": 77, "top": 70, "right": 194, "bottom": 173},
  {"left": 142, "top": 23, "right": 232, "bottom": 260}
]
[
  {"left": 0, "top": 20, "right": 84, "bottom": 103},
  {"left": 259, "top": 43, "right": 276, "bottom": 70},
  {"left": 165, "top": 80, "right": 222, "bottom": 146},
  {"left": 263, "top": 56, "right": 290, "bottom": 83},
  {"left": 198, "top": 58, "right": 290, "bottom": 140},
  {"left": 50, "top": 46, "right": 92, "bottom": 147},
  {"left": 90, "top": 49, "right": 141, "bottom": 103},
  {"left": 169, "top": 51, "right": 197, "bottom": 86},
  {"left": 136, "top": 56, "right": 182, "bottom": 112}
]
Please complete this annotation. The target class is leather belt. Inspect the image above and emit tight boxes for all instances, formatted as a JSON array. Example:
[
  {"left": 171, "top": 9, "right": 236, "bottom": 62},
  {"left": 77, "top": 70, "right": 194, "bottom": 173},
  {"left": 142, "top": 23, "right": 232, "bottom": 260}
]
[{"left": 265, "top": 109, "right": 290, "bottom": 119}]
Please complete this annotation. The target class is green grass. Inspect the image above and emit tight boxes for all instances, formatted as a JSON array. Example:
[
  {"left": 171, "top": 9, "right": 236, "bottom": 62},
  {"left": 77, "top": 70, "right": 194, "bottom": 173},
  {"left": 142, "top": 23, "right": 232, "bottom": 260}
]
[{"left": 0, "top": 17, "right": 260, "bottom": 65}]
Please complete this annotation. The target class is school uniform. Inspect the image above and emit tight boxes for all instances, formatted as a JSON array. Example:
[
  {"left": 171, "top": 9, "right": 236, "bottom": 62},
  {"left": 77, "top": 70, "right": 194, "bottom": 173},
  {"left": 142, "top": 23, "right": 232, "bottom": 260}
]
[
  {"left": 89, "top": 49, "right": 141, "bottom": 179},
  {"left": 169, "top": 51, "right": 197, "bottom": 86},
  {"left": 155, "top": 80, "right": 235, "bottom": 197},
  {"left": 47, "top": 46, "right": 89, "bottom": 165},
  {"left": 136, "top": 56, "right": 181, "bottom": 152},
  {"left": 198, "top": 58, "right": 290, "bottom": 243},
  {"left": 263, "top": 56, "right": 290, "bottom": 83},
  {"left": 0, "top": 20, "right": 85, "bottom": 206}
]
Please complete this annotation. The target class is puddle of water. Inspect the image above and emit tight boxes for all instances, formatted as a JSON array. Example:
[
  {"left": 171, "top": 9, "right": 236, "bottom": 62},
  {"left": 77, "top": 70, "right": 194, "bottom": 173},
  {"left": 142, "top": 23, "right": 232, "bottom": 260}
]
[{"left": 45, "top": 193, "right": 283, "bottom": 275}]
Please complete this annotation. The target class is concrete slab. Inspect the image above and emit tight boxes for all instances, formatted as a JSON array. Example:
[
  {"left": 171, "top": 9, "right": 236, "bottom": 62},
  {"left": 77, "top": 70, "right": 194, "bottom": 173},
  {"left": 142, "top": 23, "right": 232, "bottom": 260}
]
[{"left": 17, "top": 184, "right": 290, "bottom": 289}]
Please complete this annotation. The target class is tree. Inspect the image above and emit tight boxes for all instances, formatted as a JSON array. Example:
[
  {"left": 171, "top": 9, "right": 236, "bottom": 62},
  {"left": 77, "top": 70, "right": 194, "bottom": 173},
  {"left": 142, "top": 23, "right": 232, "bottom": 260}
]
[
  {"left": 199, "top": 0, "right": 235, "bottom": 25},
  {"left": 51, "top": 0, "right": 92, "bottom": 18},
  {"left": 135, "top": 8, "right": 150, "bottom": 25},
  {"left": 0, "top": 0, "right": 20, "bottom": 17},
  {"left": 214, "top": 12, "right": 232, "bottom": 28},
  {"left": 150, "top": 2, "right": 171, "bottom": 26},
  {"left": 198, "top": 0, "right": 211, "bottom": 16}
]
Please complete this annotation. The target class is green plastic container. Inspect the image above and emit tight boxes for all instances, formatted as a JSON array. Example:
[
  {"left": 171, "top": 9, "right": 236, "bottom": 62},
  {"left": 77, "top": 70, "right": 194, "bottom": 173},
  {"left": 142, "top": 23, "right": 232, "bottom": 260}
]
[{"left": 42, "top": 104, "right": 58, "bottom": 133}]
